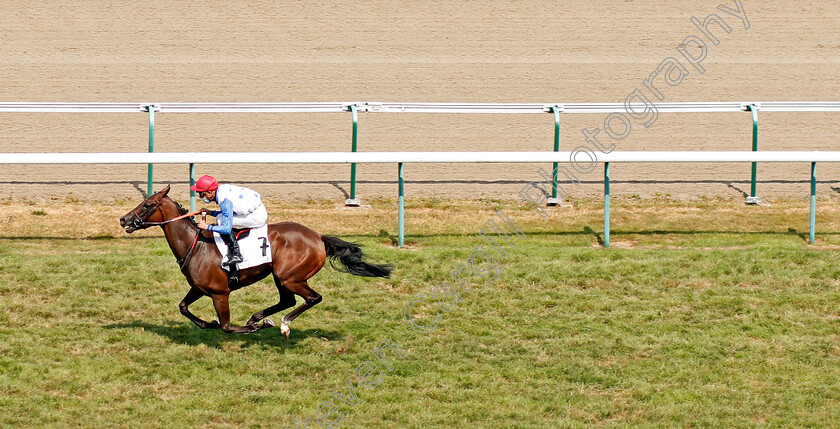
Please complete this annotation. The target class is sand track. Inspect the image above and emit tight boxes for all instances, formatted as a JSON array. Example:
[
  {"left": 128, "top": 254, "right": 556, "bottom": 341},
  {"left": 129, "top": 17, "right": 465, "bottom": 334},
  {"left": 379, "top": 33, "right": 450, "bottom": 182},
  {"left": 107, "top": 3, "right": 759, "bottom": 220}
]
[{"left": 1, "top": 1, "right": 838, "bottom": 202}]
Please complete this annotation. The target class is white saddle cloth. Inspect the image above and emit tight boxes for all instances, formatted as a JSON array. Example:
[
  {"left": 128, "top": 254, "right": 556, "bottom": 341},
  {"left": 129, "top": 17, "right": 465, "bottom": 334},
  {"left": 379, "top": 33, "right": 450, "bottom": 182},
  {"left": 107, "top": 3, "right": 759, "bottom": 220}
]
[{"left": 212, "top": 225, "right": 272, "bottom": 270}]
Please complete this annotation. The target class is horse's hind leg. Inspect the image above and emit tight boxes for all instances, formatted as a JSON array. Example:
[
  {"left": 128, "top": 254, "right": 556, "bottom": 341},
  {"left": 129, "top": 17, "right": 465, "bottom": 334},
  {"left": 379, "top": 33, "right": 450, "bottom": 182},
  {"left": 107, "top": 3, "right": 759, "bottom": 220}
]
[
  {"left": 279, "top": 281, "right": 322, "bottom": 338},
  {"left": 246, "top": 275, "right": 296, "bottom": 330},
  {"left": 210, "top": 293, "right": 261, "bottom": 334},
  {"left": 179, "top": 287, "right": 220, "bottom": 329}
]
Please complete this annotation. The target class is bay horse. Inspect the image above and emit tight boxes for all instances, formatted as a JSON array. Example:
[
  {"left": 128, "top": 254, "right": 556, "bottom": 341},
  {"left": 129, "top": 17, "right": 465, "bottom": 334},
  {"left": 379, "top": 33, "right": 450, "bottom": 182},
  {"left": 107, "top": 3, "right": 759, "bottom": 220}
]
[{"left": 119, "top": 185, "right": 392, "bottom": 337}]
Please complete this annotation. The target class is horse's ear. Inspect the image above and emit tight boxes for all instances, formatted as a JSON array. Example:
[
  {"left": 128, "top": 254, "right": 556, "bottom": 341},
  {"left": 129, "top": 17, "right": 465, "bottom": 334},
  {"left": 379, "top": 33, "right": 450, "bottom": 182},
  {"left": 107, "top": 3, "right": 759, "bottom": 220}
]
[{"left": 159, "top": 185, "right": 171, "bottom": 196}]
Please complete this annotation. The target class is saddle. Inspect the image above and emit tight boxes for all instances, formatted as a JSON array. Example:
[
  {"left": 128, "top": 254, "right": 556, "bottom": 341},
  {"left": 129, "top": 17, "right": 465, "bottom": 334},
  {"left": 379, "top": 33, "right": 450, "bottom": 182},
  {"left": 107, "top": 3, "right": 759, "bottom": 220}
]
[
  {"left": 233, "top": 228, "right": 252, "bottom": 240},
  {"left": 216, "top": 227, "right": 274, "bottom": 289}
]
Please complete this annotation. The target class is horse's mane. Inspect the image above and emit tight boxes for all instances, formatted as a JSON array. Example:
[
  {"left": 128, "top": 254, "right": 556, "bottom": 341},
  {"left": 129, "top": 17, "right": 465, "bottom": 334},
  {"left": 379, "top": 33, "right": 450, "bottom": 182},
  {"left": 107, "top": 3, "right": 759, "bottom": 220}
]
[{"left": 168, "top": 196, "right": 198, "bottom": 227}]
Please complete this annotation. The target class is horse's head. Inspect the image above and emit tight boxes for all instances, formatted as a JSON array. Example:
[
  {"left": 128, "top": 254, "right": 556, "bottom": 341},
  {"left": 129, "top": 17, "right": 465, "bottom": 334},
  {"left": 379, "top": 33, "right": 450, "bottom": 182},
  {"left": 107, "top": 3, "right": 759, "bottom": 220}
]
[{"left": 120, "top": 185, "right": 171, "bottom": 233}]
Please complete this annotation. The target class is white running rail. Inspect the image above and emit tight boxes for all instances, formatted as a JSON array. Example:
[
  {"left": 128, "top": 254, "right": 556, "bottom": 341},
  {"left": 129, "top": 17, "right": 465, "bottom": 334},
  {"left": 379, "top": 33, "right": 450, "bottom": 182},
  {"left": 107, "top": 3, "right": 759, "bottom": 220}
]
[
  {"left": 0, "top": 101, "right": 838, "bottom": 113},
  {"left": 1, "top": 151, "right": 840, "bottom": 164}
]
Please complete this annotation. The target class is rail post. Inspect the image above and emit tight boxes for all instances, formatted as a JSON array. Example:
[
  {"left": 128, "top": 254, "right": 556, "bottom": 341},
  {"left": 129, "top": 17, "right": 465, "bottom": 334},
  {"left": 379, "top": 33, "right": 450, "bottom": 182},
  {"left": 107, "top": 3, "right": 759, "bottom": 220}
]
[
  {"left": 547, "top": 105, "right": 563, "bottom": 205},
  {"left": 345, "top": 104, "right": 361, "bottom": 206},
  {"left": 745, "top": 104, "right": 761, "bottom": 204},
  {"left": 398, "top": 162, "right": 405, "bottom": 248},
  {"left": 810, "top": 162, "right": 816, "bottom": 244},
  {"left": 146, "top": 105, "right": 158, "bottom": 197},
  {"left": 604, "top": 162, "right": 610, "bottom": 248},
  {"left": 189, "top": 163, "right": 196, "bottom": 212}
]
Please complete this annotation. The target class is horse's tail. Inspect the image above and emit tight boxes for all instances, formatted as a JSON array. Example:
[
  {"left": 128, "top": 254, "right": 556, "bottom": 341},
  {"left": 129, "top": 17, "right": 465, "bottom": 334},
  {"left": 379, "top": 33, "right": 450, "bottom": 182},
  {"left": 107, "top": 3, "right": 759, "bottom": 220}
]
[{"left": 321, "top": 236, "right": 393, "bottom": 278}]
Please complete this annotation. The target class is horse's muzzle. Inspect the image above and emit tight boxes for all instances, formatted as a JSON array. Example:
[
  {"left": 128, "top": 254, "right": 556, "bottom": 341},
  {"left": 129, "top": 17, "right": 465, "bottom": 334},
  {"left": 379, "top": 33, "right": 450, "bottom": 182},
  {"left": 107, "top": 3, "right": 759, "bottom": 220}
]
[{"left": 119, "top": 214, "right": 140, "bottom": 233}]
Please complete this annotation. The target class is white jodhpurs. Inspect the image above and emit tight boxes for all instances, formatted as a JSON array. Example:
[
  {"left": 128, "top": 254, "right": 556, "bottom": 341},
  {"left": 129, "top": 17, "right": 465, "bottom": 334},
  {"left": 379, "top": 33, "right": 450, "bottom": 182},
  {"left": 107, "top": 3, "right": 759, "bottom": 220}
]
[{"left": 223, "top": 204, "right": 268, "bottom": 229}]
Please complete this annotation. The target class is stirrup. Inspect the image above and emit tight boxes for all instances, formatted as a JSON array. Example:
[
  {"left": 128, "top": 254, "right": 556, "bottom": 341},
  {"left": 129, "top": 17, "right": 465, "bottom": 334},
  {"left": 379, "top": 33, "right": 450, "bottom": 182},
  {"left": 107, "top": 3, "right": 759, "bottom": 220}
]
[{"left": 228, "top": 267, "right": 240, "bottom": 287}]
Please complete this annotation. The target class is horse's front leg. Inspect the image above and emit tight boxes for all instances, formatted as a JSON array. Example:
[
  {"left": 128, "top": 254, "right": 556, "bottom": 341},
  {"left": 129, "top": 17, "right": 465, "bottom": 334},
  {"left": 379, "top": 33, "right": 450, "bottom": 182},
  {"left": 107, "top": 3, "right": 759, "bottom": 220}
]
[
  {"left": 179, "top": 287, "right": 220, "bottom": 329},
  {"left": 210, "top": 293, "right": 259, "bottom": 334}
]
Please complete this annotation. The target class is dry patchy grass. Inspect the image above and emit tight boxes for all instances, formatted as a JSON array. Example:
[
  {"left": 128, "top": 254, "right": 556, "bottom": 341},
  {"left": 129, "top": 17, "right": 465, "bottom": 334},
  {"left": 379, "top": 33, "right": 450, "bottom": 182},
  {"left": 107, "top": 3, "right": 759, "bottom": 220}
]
[{"left": 3, "top": 195, "right": 840, "bottom": 243}]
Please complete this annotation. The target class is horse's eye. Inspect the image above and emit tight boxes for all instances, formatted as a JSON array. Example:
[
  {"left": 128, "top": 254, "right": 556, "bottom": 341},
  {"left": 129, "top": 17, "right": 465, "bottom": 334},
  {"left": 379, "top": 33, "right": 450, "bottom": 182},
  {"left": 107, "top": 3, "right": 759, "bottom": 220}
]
[{"left": 143, "top": 203, "right": 151, "bottom": 209}]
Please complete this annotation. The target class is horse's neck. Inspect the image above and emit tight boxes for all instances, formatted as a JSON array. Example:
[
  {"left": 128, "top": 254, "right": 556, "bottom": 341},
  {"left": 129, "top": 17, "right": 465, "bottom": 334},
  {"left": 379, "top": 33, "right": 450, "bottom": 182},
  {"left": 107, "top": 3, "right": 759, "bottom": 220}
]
[{"left": 159, "top": 198, "right": 199, "bottom": 260}]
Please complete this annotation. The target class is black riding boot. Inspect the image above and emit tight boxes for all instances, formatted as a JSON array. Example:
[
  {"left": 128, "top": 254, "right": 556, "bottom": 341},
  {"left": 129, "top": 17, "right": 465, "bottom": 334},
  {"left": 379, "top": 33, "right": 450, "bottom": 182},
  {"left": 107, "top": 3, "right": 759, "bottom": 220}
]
[{"left": 221, "top": 233, "right": 244, "bottom": 266}]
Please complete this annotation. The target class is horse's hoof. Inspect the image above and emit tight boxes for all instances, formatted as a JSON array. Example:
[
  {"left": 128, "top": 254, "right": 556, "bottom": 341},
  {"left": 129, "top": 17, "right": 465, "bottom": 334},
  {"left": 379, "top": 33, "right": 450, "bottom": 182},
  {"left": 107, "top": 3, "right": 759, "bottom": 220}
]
[
  {"left": 263, "top": 318, "right": 275, "bottom": 328},
  {"left": 280, "top": 322, "right": 290, "bottom": 339}
]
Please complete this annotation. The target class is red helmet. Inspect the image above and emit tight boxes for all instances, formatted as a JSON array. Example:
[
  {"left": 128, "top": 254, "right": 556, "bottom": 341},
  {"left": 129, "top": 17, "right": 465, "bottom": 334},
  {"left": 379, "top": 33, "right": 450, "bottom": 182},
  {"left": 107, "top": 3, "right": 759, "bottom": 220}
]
[{"left": 190, "top": 175, "right": 219, "bottom": 192}]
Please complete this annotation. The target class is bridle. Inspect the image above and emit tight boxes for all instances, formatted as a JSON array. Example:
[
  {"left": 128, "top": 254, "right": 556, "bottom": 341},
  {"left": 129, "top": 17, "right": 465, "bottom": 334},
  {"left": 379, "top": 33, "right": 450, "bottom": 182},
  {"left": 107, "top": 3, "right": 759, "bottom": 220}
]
[
  {"left": 130, "top": 197, "right": 198, "bottom": 229},
  {"left": 129, "top": 199, "right": 167, "bottom": 229}
]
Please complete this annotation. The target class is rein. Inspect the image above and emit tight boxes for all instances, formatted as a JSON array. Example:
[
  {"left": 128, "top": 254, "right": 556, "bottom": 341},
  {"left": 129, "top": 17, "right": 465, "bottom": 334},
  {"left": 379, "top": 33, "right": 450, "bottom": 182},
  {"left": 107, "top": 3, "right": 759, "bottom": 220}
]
[{"left": 141, "top": 209, "right": 199, "bottom": 227}]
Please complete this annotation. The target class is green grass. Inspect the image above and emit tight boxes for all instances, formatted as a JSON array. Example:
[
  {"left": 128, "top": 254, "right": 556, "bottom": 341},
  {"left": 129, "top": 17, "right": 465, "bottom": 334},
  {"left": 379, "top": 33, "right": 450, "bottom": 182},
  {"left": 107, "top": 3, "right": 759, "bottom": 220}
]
[{"left": 2, "top": 198, "right": 840, "bottom": 427}]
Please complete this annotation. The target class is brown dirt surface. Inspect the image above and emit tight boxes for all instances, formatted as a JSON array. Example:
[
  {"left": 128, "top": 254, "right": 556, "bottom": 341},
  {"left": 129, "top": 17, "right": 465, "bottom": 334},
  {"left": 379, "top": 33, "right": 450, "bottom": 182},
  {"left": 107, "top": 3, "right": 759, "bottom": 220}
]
[{"left": 0, "top": 1, "right": 838, "bottom": 203}]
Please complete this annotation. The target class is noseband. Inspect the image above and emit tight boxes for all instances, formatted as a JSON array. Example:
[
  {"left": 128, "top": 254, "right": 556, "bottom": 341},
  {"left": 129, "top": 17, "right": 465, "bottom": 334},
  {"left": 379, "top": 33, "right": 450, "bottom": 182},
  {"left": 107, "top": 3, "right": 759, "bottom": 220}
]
[{"left": 131, "top": 199, "right": 168, "bottom": 228}]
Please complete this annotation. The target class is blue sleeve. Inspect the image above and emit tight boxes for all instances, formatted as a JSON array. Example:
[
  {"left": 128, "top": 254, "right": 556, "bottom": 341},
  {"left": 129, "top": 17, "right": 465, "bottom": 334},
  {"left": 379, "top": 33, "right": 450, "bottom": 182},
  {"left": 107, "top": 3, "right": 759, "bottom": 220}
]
[{"left": 208, "top": 199, "right": 233, "bottom": 234}]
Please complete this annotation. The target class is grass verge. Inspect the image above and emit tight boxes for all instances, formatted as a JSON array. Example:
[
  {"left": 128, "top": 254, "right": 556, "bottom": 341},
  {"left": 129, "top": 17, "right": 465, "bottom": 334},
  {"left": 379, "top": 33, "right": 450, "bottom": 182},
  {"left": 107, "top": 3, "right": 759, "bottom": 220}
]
[{"left": 1, "top": 197, "right": 839, "bottom": 428}]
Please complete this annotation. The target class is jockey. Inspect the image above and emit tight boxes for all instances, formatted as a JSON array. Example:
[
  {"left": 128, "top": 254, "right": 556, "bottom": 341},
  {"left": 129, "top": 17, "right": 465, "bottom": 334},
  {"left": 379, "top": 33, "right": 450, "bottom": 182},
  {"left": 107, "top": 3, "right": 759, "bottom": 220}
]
[{"left": 190, "top": 175, "right": 268, "bottom": 267}]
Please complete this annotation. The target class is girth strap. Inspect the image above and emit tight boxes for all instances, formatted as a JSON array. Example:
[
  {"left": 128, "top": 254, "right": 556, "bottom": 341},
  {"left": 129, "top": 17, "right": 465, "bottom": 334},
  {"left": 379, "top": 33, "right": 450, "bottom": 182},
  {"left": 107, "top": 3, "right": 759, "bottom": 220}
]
[{"left": 177, "top": 232, "right": 201, "bottom": 272}]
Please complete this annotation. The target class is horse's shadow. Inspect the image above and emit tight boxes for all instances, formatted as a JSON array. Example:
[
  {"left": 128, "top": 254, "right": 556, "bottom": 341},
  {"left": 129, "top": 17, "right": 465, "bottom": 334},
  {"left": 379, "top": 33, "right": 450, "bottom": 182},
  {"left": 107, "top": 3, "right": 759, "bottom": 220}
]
[{"left": 104, "top": 320, "right": 345, "bottom": 349}]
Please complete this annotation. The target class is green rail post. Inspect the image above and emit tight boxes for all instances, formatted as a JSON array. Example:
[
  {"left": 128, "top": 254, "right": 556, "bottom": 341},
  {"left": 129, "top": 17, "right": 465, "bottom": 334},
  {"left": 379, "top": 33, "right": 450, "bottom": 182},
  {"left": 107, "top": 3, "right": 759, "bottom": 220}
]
[
  {"left": 746, "top": 104, "right": 760, "bottom": 204},
  {"left": 147, "top": 105, "right": 156, "bottom": 197},
  {"left": 189, "top": 163, "right": 196, "bottom": 212},
  {"left": 547, "top": 106, "right": 562, "bottom": 205},
  {"left": 346, "top": 105, "right": 361, "bottom": 206},
  {"left": 604, "top": 162, "right": 610, "bottom": 248},
  {"left": 398, "top": 162, "right": 405, "bottom": 248},
  {"left": 810, "top": 162, "right": 816, "bottom": 244}
]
